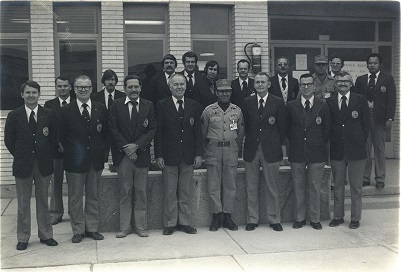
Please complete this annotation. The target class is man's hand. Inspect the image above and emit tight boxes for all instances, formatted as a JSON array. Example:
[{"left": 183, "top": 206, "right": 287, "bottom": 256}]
[
  {"left": 128, "top": 152, "right": 137, "bottom": 161},
  {"left": 123, "top": 143, "right": 138, "bottom": 156},
  {"left": 193, "top": 156, "right": 202, "bottom": 169},
  {"left": 385, "top": 119, "right": 393, "bottom": 130},
  {"left": 156, "top": 157, "right": 165, "bottom": 169}
]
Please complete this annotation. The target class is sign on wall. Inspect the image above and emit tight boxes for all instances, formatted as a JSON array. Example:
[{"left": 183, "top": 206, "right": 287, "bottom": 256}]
[{"left": 342, "top": 61, "right": 369, "bottom": 83}]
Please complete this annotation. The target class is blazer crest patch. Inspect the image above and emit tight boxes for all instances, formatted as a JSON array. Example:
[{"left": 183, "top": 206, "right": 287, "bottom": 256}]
[
  {"left": 190, "top": 117, "right": 194, "bottom": 126},
  {"left": 97, "top": 123, "right": 102, "bottom": 132},
  {"left": 381, "top": 86, "right": 386, "bottom": 93},
  {"left": 316, "top": 116, "right": 322, "bottom": 125},
  {"left": 43, "top": 127, "right": 49, "bottom": 136},
  {"left": 268, "top": 116, "right": 275, "bottom": 125},
  {"left": 352, "top": 111, "right": 359, "bottom": 118},
  {"left": 143, "top": 118, "right": 148, "bottom": 127}
]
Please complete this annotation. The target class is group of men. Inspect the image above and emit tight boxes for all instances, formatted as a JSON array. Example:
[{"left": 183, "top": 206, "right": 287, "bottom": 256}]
[{"left": 4, "top": 51, "right": 395, "bottom": 251}]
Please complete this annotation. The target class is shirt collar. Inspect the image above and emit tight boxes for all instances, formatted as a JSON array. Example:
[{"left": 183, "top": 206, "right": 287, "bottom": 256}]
[
  {"left": 172, "top": 96, "right": 184, "bottom": 105},
  {"left": 25, "top": 105, "right": 38, "bottom": 120},
  {"left": 125, "top": 97, "right": 140, "bottom": 105},
  {"left": 338, "top": 91, "right": 350, "bottom": 101},
  {"left": 257, "top": 93, "right": 268, "bottom": 103},
  {"left": 368, "top": 71, "right": 380, "bottom": 78},
  {"left": 58, "top": 96, "right": 70, "bottom": 105},
  {"left": 77, "top": 99, "right": 92, "bottom": 110},
  {"left": 239, "top": 77, "right": 249, "bottom": 85},
  {"left": 301, "top": 95, "right": 314, "bottom": 107},
  {"left": 165, "top": 72, "right": 175, "bottom": 82},
  {"left": 105, "top": 89, "right": 115, "bottom": 98},
  {"left": 278, "top": 74, "right": 288, "bottom": 82}
]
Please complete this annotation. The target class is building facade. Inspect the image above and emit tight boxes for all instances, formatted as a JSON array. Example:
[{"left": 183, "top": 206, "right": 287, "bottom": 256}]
[{"left": 0, "top": 0, "right": 399, "bottom": 185}]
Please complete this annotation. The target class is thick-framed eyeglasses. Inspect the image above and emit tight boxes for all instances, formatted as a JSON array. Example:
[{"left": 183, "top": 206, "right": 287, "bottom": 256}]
[
  {"left": 300, "top": 83, "right": 314, "bottom": 88},
  {"left": 75, "top": 86, "right": 92, "bottom": 91},
  {"left": 336, "top": 80, "right": 352, "bottom": 85}
]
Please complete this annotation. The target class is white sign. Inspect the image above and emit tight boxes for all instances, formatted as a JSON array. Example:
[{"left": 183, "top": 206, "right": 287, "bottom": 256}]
[
  {"left": 342, "top": 61, "right": 368, "bottom": 83},
  {"left": 295, "top": 54, "right": 308, "bottom": 70}
]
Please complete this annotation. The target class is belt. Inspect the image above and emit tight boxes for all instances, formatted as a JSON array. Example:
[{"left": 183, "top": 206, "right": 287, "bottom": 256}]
[{"left": 217, "top": 141, "right": 230, "bottom": 147}]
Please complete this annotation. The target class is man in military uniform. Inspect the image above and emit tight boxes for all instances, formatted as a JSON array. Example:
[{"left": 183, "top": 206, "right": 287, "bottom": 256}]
[
  {"left": 313, "top": 55, "right": 335, "bottom": 101},
  {"left": 201, "top": 79, "right": 244, "bottom": 232}
]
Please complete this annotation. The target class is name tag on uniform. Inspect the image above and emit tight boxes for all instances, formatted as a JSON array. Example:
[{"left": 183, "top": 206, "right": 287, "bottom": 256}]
[
  {"left": 368, "top": 101, "right": 374, "bottom": 108},
  {"left": 230, "top": 119, "right": 237, "bottom": 130}
]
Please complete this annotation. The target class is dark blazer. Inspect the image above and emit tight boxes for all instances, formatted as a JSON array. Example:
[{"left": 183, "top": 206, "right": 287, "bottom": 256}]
[
  {"left": 179, "top": 70, "right": 203, "bottom": 101},
  {"left": 242, "top": 94, "right": 286, "bottom": 163},
  {"left": 327, "top": 92, "right": 370, "bottom": 161},
  {"left": 4, "top": 105, "right": 57, "bottom": 178},
  {"left": 193, "top": 75, "right": 218, "bottom": 110},
  {"left": 286, "top": 97, "right": 330, "bottom": 163},
  {"left": 155, "top": 97, "right": 203, "bottom": 166},
  {"left": 59, "top": 100, "right": 108, "bottom": 173},
  {"left": 147, "top": 72, "right": 172, "bottom": 106},
  {"left": 108, "top": 98, "right": 157, "bottom": 167},
  {"left": 353, "top": 71, "right": 396, "bottom": 125},
  {"left": 230, "top": 77, "right": 255, "bottom": 110},
  {"left": 268, "top": 75, "right": 299, "bottom": 103},
  {"left": 44, "top": 97, "right": 75, "bottom": 159},
  {"left": 90, "top": 89, "right": 126, "bottom": 107}
]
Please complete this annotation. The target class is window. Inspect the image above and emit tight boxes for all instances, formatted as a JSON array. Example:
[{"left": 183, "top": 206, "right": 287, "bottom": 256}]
[{"left": 0, "top": 1, "right": 30, "bottom": 110}]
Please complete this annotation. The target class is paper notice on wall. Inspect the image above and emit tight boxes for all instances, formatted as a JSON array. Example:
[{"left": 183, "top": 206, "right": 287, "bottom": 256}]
[
  {"left": 295, "top": 54, "right": 308, "bottom": 70},
  {"left": 342, "top": 61, "right": 369, "bottom": 83}
]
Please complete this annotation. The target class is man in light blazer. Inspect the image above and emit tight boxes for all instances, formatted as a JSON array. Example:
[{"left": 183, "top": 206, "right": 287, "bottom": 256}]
[
  {"left": 59, "top": 75, "right": 108, "bottom": 243},
  {"left": 4, "top": 80, "right": 58, "bottom": 250},
  {"left": 109, "top": 75, "right": 157, "bottom": 238},
  {"left": 155, "top": 74, "right": 203, "bottom": 235}
]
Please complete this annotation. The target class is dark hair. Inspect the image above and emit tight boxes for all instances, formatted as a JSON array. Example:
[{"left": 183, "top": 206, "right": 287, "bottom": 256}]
[
  {"left": 204, "top": 60, "right": 220, "bottom": 74},
  {"left": 182, "top": 51, "right": 198, "bottom": 64},
  {"left": 366, "top": 53, "right": 382, "bottom": 64},
  {"left": 124, "top": 75, "right": 142, "bottom": 87},
  {"left": 237, "top": 59, "right": 250, "bottom": 69},
  {"left": 101, "top": 69, "right": 118, "bottom": 85},
  {"left": 55, "top": 75, "right": 71, "bottom": 85},
  {"left": 276, "top": 56, "right": 289, "bottom": 64},
  {"left": 21, "top": 80, "right": 40, "bottom": 93},
  {"left": 329, "top": 53, "right": 344, "bottom": 66},
  {"left": 299, "top": 73, "right": 314, "bottom": 82},
  {"left": 161, "top": 54, "right": 177, "bottom": 67}
]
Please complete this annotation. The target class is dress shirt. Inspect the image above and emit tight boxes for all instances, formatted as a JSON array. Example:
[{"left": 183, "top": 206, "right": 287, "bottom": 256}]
[
  {"left": 301, "top": 95, "right": 315, "bottom": 109},
  {"left": 239, "top": 78, "right": 249, "bottom": 91},
  {"left": 172, "top": 96, "right": 184, "bottom": 111},
  {"left": 77, "top": 99, "right": 92, "bottom": 117},
  {"left": 257, "top": 93, "right": 268, "bottom": 109},
  {"left": 58, "top": 96, "right": 71, "bottom": 107},
  {"left": 165, "top": 72, "right": 175, "bottom": 83},
  {"left": 184, "top": 71, "right": 195, "bottom": 85},
  {"left": 367, "top": 71, "right": 380, "bottom": 85},
  {"left": 103, "top": 89, "right": 115, "bottom": 109},
  {"left": 24, "top": 105, "right": 38, "bottom": 122},
  {"left": 124, "top": 97, "right": 140, "bottom": 117},
  {"left": 337, "top": 92, "right": 350, "bottom": 110}
]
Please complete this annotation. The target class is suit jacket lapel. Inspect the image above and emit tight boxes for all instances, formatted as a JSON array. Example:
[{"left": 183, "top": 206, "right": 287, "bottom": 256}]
[
  {"left": 374, "top": 73, "right": 385, "bottom": 92},
  {"left": 293, "top": 97, "right": 305, "bottom": 126},
  {"left": 135, "top": 100, "right": 148, "bottom": 137},
  {"left": 345, "top": 93, "right": 357, "bottom": 120},
  {"left": 260, "top": 95, "right": 272, "bottom": 122},
  {"left": 165, "top": 98, "right": 181, "bottom": 122}
]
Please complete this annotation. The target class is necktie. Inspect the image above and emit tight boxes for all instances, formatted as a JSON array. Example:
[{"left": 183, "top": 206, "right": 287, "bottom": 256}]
[
  {"left": 82, "top": 103, "right": 90, "bottom": 128},
  {"left": 108, "top": 93, "right": 113, "bottom": 110},
  {"left": 187, "top": 74, "right": 194, "bottom": 91},
  {"left": 29, "top": 111, "right": 36, "bottom": 134},
  {"left": 341, "top": 96, "right": 347, "bottom": 114},
  {"left": 258, "top": 98, "right": 264, "bottom": 116},
  {"left": 367, "top": 74, "right": 376, "bottom": 102},
  {"left": 62, "top": 100, "right": 67, "bottom": 106},
  {"left": 281, "top": 77, "right": 287, "bottom": 90},
  {"left": 242, "top": 81, "right": 248, "bottom": 94},
  {"left": 130, "top": 101, "right": 138, "bottom": 124},
  {"left": 177, "top": 100, "right": 184, "bottom": 120},
  {"left": 305, "top": 100, "right": 311, "bottom": 112}
]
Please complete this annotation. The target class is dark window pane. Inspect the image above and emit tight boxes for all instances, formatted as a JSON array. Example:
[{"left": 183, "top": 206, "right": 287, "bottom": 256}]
[
  {"left": 379, "top": 21, "right": 392, "bottom": 41},
  {"left": 59, "top": 40, "right": 98, "bottom": 92},
  {"left": 0, "top": 39, "right": 28, "bottom": 110},
  {"left": 124, "top": 4, "right": 167, "bottom": 34},
  {"left": 328, "top": 48, "right": 372, "bottom": 62},
  {"left": 191, "top": 5, "right": 230, "bottom": 35},
  {"left": 54, "top": 3, "right": 99, "bottom": 34},
  {"left": 0, "top": 1, "right": 30, "bottom": 33},
  {"left": 379, "top": 46, "right": 392, "bottom": 74},
  {"left": 127, "top": 40, "right": 164, "bottom": 77},
  {"left": 271, "top": 19, "right": 375, "bottom": 41},
  {"left": 193, "top": 40, "right": 228, "bottom": 79}
]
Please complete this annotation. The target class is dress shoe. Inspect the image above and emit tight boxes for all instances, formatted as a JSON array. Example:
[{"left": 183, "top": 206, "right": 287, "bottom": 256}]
[
  {"left": 72, "top": 234, "right": 84, "bottom": 243},
  {"left": 51, "top": 217, "right": 62, "bottom": 225},
  {"left": 245, "top": 223, "right": 258, "bottom": 231},
  {"left": 269, "top": 223, "right": 283, "bottom": 231},
  {"left": 177, "top": 224, "right": 197, "bottom": 234},
  {"left": 292, "top": 220, "right": 306, "bottom": 229},
  {"left": 329, "top": 218, "right": 344, "bottom": 227},
  {"left": 163, "top": 227, "right": 174, "bottom": 235},
  {"left": 116, "top": 230, "right": 130, "bottom": 238},
  {"left": 362, "top": 181, "right": 371, "bottom": 187},
  {"left": 222, "top": 213, "right": 238, "bottom": 231},
  {"left": 134, "top": 228, "right": 149, "bottom": 237},
  {"left": 376, "top": 182, "right": 385, "bottom": 189},
  {"left": 349, "top": 221, "right": 360, "bottom": 229},
  {"left": 40, "top": 238, "right": 58, "bottom": 246},
  {"left": 209, "top": 213, "right": 222, "bottom": 231},
  {"left": 16, "top": 242, "right": 28, "bottom": 250},
  {"left": 310, "top": 222, "right": 322, "bottom": 230},
  {"left": 85, "top": 232, "right": 104, "bottom": 240}
]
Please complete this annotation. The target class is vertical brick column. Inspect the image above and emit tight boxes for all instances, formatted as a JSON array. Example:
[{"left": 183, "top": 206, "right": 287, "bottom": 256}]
[
  {"left": 232, "top": 2, "right": 269, "bottom": 78},
  {"left": 168, "top": 2, "right": 191, "bottom": 71},
  {"left": 30, "top": 0, "right": 55, "bottom": 103},
  {"left": 101, "top": 1, "right": 124, "bottom": 90}
]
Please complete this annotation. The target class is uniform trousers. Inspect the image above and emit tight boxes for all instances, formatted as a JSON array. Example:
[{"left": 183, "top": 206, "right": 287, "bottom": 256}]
[
  {"left": 332, "top": 158, "right": 365, "bottom": 221},
  {"left": 117, "top": 155, "right": 148, "bottom": 232},
  {"left": 205, "top": 139, "right": 238, "bottom": 214},
  {"left": 50, "top": 157, "right": 65, "bottom": 221},
  {"left": 66, "top": 166, "right": 102, "bottom": 234},
  {"left": 290, "top": 161, "right": 325, "bottom": 223},
  {"left": 244, "top": 144, "right": 281, "bottom": 224},
  {"left": 364, "top": 113, "right": 386, "bottom": 183},
  {"left": 162, "top": 162, "right": 194, "bottom": 227},
  {"left": 15, "top": 159, "right": 53, "bottom": 243}
]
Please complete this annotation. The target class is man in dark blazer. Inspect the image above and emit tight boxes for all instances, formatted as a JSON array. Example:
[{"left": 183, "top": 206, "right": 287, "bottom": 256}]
[
  {"left": 179, "top": 51, "right": 203, "bottom": 101},
  {"left": 193, "top": 60, "right": 219, "bottom": 109},
  {"left": 91, "top": 69, "right": 126, "bottom": 164},
  {"left": 268, "top": 56, "right": 299, "bottom": 105},
  {"left": 59, "top": 75, "right": 108, "bottom": 243},
  {"left": 328, "top": 71, "right": 370, "bottom": 229},
  {"left": 353, "top": 53, "right": 396, "bottom": 189},
  {"left": 231, "top": 59, "right": 255, "bottom": 110},
  {"left": 242, "top": 72, "right": 286, "bottom": 232},
  {"left": 4, "top": 80, "right": 58, "bottom": 250},
  {"left": 155, "top": 74, "right": 203, "bottom": 235},
  {"left": 109, "top": 75, "right": 157, "bottom": 238},
  {"left": 147, "top": 54, "right": 177, "bottom": 107},
  {"left": 287, "top": 73, "right": 331, "bottom": 230},
  {"left": 44, "top": 75, "right": 74, "bottom": 225}
]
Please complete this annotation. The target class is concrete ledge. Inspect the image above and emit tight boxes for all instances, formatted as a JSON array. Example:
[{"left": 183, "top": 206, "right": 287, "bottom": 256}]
[{"left": 98, "top": 167, "right": 332, "bottom": 232}]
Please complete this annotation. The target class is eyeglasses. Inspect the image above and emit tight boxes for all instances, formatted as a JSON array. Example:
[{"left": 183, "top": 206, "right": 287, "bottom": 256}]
[
  {"left": 277, "top": 63, "right": 288, "bottom": 66},
  {"left": 336, "top": 80, "right": 352, "bottom": 85},
  {"left": 75, "top": 86, "right": 92, "bottom": 91},
  {"left": 331, "top": 62, "right": 342, "bottom": 66},
  {"left": 300, "top": 83, "right": 314, "bottom": 88}
]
